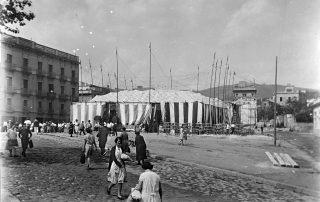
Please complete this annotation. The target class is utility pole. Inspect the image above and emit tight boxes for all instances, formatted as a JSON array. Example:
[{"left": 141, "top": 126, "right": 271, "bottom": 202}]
[
  {"left": 124, "top": 75, "right": 127, "bottom": 90},
  {"left": 89, "top": 59, "right": 94, "bottom": 99},
  {"left": 149, "top": 42, "right": 151, "bottom": 104},
  {"left": 217, "top": 59, "right": 223, "bottom": 124},
  {"left": 170, "top": 68, "right": 172, "bottom": 90},
  {"left": 209, "top": 52, "right": 216, "bottom": 124},
  {"left": 213, "top": 61, "right": 218, "bottom": 124},
  {"left": 116, "top": 49, "right": 119, "bottom": 104},
  {"left": 228, "top": 66, "right": 232, "bottom": 101},
  {"left": 197, "top": 65, "right": 199, "bottom": 93},
  {"left": 223, "top": 57, "right": 229, "bottom": 101},
  {"left": 108, "top": 72, "right": 111, "bottom": 89},
  {"left": 100, "top": 65, "right": 104, "bottom": 88},
  {"left": 131, "top": 79, "right": 133, "bottom": 90},
  {"left": 274, "top": 56, "right": 278, "bottom": 146},
  {"left": 80, "top": 60, "right": 83, "bottom": 102}
]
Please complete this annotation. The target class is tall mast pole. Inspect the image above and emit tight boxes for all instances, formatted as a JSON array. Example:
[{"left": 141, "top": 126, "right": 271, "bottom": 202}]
[
  {"left": 124, "top": 75, "right": 127, "bottom": 90},
  {"left": 223, "top": 57, "right": 229, "bottom": 101},
  {"left": 213, "top": 61, "right": 218, "bottom": 124},
  {"left": 149, "top": 42, "right": 151, "bottom": 104},
  {"left": 108, "top": 72, "right": 111, "bottom": 89},
  {"left": 116, "top": 49, "right": 119, "bottom": 104},
  {"left": 274, "top": 56, "right": 278, "bottom": 146},
  {"left": 197, "top": 65, "right": 199, "bottom": 93},
  {"left": 100, "top": 65, "right": 104, "bottom": 88},
  {"left": 209, "top": 53, "right": 216, "bottom": 124},
  {"left": 131, "top": 79, "right": 133, "bottom": 90},
  {"left": 80, "top": 60, "right": 83, "bottom": 102},
  {"left": 217, "top": 59, "right": 223, "bottom": 123},
  {"left": 89, "top": 59, "right": 94, "bottom": 98},
  {"left": 170, "top": 68, "right": 172, "bottom": 90},
  {"left": 228, "top": 68, "right": 232, "bottom": 101}
]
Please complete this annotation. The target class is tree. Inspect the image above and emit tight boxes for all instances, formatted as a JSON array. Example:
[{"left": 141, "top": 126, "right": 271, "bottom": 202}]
[{"left": 0, "top": 0, "right": 35, "bottom": 33}]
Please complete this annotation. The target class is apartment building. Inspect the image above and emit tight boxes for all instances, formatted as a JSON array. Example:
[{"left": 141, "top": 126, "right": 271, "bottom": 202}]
[{"left": 0, "top": 33, "right": 79, "bottom": 123}]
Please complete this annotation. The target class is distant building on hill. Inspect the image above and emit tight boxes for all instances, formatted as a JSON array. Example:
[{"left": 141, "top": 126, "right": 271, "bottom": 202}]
[
  {"left": 272, "top": 84, "right": 299, "bottom": 106},
  {"left": 233, "top": 81, "right": 257, "bottom": 99}
]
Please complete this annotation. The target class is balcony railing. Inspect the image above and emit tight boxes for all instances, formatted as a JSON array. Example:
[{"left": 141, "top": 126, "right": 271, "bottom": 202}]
[
  {"left": 58, "top": 94, "right": 69, "bottom": 100},
  {"left": 37, "top": 70, "right": 46, "bottom": 77},
  {"left": 36, "top": 91, "right": 46, "bottom": 98},
  {"left": 60, "top": 75, "right": 67, "bottom": 82},
  {"left": 71, "top": 77, "right": 78, "bottom": 84},
  {"left": 47, "top": 92, "right": 56, "bottom": 99},
  {"left": 47, "top": 72, "right": 56, "bottom": 79},
  {"left": 21, "top": 66, "right": 32, "bottom": 75},
  {"left": 21, "top": 88, "right": 32, "bottom": 96}
]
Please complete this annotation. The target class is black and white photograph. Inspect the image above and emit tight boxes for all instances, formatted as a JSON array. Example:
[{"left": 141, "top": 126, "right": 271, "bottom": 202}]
[{"left": 0, "top": 0, "right": 319, "bottom": 201}]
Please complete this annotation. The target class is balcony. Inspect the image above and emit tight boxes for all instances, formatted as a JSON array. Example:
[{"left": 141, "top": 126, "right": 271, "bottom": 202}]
[
  {"left": 71, "top": 77, "right": 78, "bottom": 84},
  {"left": 21, "top": 88, "right": 32, "bottom": 96},
  {"left": 58, "top": 94, "right": 69, "bottom": 100},
  {"left": 47, "top": 72, "right": 56, "bottom": 80},
  {"left": 47, "top": 92, "right": 56, "bottom": 100},
  {"left": 71, "top": 96, "right": 78, "bottom": 102},
  {"left": 59, "top": 75, "right": 67, "bottom": 83},
  {"left": 36, "top": 91, "right": 47, "bottom": 98},
  {"left": 4, "top": 61, "right": 14, "bottom": 72},
  {"left": 5, "top": 86, "right": 15, "bottom": 94},
  {"left": 21, "top": 66, "right": 32, "bottom": 75},
  {"left": 37, "top": 70, "right": 46, "bottom": 78}
]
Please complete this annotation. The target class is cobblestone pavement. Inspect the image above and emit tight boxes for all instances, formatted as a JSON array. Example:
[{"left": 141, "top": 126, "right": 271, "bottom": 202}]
[{"left": 1, "top": 133, "right": 319, "bottom": 202}]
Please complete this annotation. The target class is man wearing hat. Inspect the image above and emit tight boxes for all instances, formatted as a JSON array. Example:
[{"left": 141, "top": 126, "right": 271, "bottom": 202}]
[{"left": 97, "top": 122, "right": 108, "bottom": 155}]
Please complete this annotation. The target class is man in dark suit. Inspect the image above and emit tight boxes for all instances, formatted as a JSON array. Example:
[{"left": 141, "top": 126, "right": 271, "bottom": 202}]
[{"left": 97, "top": 122, "right": 108, "bottom": 155}]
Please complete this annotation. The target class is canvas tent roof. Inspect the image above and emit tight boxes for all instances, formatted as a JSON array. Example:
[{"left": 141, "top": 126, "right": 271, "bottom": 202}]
[{"left": 90, "top": 89, "right": 223, "bottom": 106}]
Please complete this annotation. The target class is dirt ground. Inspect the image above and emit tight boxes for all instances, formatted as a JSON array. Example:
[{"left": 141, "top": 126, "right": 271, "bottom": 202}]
[{"left": 124, "top": 129, "right": 320, "bottom": 193}]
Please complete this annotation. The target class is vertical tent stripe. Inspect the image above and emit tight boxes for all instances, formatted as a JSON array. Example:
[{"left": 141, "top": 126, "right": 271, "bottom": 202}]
[
  {"left": 179, "top": 102, "right": 184, "bottom": 125},
  {"left": 96, "top": 103, "right": 103, "bottom": 117},
  {"left": 80, "top": 103, "right": 86, "bottom": 122},
  {"left": 142, "top": 104, "right": 152, "bottom": 124},
  {"left": 183, "top": 102, "right": 188, "bottom": 124},
  {"left": 174, "top": 102, "right": 180, "bottom": 124},
  {"left": 128, "top": 104, "right": 134, "bottom": 125},
  {"left": 71, "top": 104, "right": 76, "bottom": 122},
  {"left": 77, "top": 104, "right": 81, "bottom": 122},
  {"left": 135, "top": 104, "right": 144, "bottom": 125},
  {"left": 165, "top": 102, "right": 170, "bottom": 123},
  {"left": 93, "top": 104, "right": 97, "bottom": 121},
  {"left": 125, "top": 104, "right": 129, "bottom": 125},
  {"left": 85, "top": 104, "right": 89, "bottom": 123},
  {"left": 188, "top": 102, "right": 193, "bottom": 124},
  {"left": 197, "top": 102, "right": 202, "bottom": 123},
  {"left": 169, "top": 102, "right": 175, "bottom": 124},
  {"left": 88, "top": 103, "right": 94, "bottom": 122},
  {"left": 119, "top": 104, "right": 126, "bottom": 125},
  {"left": 192, "top": 102, "right": 198, "bottom": 124},
  {"left": 160, "top": 102, "right": 166, "bottom": 123},
  {"left": 133, "top": 104, "right": 138, "bottom": 124}
]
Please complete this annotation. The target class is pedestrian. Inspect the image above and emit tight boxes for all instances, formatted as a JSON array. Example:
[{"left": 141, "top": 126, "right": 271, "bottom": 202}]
[
  {"left": 127, "top": 161, "right": 163, "bottom": 202},
  {"left": 83, "top": 128, "right": 97, "bottom": 169},
  {"left": 230, "top": 123, "right": 235, "bottom": 134},
  {"left": 179, "top": 127, "right": 184, "bottom": 145},
  {"left": 68, "top": 122, "right": 74, "bottom": 137},
  {"left": 18, "top": 124, "right": 32, "bottom": 157},
  {"left": 79, "top": 121, "right": 86, "bottom": 136},
  {"left": 85, "top": 120, "right": 93, "bottom": 134},
  {"left": 33, "top": 119, "right": 39, "bottom": 135},
  {"left": 135, "top": 128, "right": 147, "bottom": 165},
  {"left": 261, "top": 125, "right": 264, "bottom": 134},
  {"left": 120, "top": 127, "right": 130, "bottom": 153},
  {"left": 107, "top": 137, "right": 126, "bottom": 200},
  {"left": 97, "top": 122, "right": 108, "bottom": 155},
  {"left": 5, "top": 126, "right": 19, "bottom": 157},
  {"left": 226, "top": 123, "right": 230, "bottom": 135},
  {"left": 3, "top": 121, "right": 8, "bottom": 132},
  {"left": 74, "top": 119, "right": 80, "bottom": 136}
]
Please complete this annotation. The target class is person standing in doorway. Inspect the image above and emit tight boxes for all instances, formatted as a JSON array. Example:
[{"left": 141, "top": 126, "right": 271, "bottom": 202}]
[
  {"left": 97, "top": 122, "right": 108, "bottom": 155},
  {"left": 18, "top": 124, "right": 32, "bottom": 157},
  {"left": 135, "top": 128, "right": 147, "bottom": 165},
  {"left": 33, "top": 119, "right": 39, "bottom": 135}
]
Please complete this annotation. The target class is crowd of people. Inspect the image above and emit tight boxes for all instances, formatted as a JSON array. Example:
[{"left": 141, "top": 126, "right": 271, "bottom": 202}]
[{"left": 2, "top": 118, "right": 162, "bottom": 201}]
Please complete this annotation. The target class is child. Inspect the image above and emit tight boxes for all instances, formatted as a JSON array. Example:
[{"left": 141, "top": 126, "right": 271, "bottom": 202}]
[{"left": 6, "top": 126, "right": 19, "bottom": 157}]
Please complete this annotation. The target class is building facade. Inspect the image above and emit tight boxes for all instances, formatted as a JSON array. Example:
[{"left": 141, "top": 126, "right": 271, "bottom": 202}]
[
  {"left": 273, "top": 84, "right": 299, "bottom": 106},
  {"left": 233, "top": 81, "right": 257, "bottom": 99},
  {"left": 0, "top": 33, "right": 79, "bottom": 123}
]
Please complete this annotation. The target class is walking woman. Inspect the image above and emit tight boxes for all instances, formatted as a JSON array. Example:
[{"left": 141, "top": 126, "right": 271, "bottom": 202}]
[
  {"left": 127, "top": 161, "right": 162, "bottom": 202},
  {"left": 83, "top": 129, "right": 97, "bottom": 169},
  {"left": 107, "top": 137, "right": 126, "bottom": 200},
  {"left": 6, "top": 126, "right": 19, "bottom": 157},
  {"left": 18, "top": 124, "right": 32, "bottom": 157},
  {"left": 135, "top": 129, "right": 147, "bottom": 165}
]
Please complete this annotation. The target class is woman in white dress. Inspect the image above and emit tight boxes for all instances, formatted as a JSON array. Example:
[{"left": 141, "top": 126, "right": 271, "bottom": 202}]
[{"left": 128, "top": 161, "right": 162, "bottom": 202}]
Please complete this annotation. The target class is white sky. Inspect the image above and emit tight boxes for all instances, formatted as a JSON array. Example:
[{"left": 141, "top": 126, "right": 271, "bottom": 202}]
[{"left": 13, "top": 0, "right": 320, "bottom": 91}]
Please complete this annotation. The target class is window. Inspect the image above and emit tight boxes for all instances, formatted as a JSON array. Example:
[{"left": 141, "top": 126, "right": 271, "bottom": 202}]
[
  {"left": 72, "top": 70, "right": 75, "bottom": 79},
  {"left": 288, "top": 97, "right": 291, "bottom": 102},
  {"left": 6, "top": 54, "right": 12, "bottom": 63},
  {"left": 38, "top": 62, "right": 43, "bottom": 73},
  {"left": 49, "top": 84, "right": 54, "bottom": 92},
  {"left": 38, "top": 82, "right": 42, "bottom": 92},
  {"left": 23, "top": 100, "right": 28, "bottom": 107},
  {"left": 38, "top": 101, "right": 42, "bottom": 109},
  {"left": 242, "top": 93, "right": 246, "bottom": 97},
  {"left": 61, "top": 86, "right": 65, "bottom": 95},
  {"left": 48, "top": 64, "right": 53, "bottom": 73},
  {"left": 61, "top": 68, "right": 65, "bottom": 76},
  {"left": 7, "top": 98, "right": 12, "bottom": 106},
  {"left": 72, "top": 88, "right": 75, "bottom": 96},
  {"left": 61, "top": 104, "right": 64, "bottom": 111},
  {"left": 6, "top": 77, "right": 12, "bottom": 88},
  {"left": 23, "top": 79, "right": 28, "bottom": 89},
  {"left": 23, "top": 58, "right": 28, "bottom": 67},
  {"left": 49, "top": 102, "right": 53, "bottom": 110},
  {"left": 280, "top": 97, "right": 283, "bottom": 102}
]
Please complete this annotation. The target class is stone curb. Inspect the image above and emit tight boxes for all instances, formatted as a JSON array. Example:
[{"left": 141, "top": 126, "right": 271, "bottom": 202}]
[{"left": 151, "top": 154, "right": 320, "bottom": 198}]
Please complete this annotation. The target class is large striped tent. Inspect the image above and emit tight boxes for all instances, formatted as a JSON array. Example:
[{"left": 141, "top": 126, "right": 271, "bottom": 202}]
[{"left": 71, "top": 90, "right": 231, "bottom": 125}]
